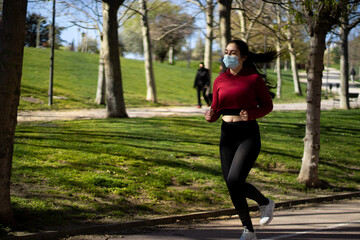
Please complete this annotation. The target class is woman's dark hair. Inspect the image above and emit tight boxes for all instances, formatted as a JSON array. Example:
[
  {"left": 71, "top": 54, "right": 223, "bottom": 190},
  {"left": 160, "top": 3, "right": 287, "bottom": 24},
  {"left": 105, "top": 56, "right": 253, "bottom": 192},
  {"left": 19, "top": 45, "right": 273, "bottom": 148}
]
[{"left": 229, "top": 39, "right": 278, "bottom": 98}]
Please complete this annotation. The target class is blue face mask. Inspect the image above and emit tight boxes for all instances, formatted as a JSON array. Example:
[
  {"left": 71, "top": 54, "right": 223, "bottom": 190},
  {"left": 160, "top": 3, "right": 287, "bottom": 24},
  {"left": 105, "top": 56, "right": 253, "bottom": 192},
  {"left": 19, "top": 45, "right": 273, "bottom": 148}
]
[{"left": 223, "top": 55, "right": 239, "bottom": 69}]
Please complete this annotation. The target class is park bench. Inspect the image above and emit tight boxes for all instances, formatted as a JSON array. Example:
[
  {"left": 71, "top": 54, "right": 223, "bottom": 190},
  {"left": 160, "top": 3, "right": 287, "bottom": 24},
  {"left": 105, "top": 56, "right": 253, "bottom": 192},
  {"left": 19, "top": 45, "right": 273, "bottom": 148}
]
[{"left": 332, "top": 92, "right": 359, "bottom": 108}]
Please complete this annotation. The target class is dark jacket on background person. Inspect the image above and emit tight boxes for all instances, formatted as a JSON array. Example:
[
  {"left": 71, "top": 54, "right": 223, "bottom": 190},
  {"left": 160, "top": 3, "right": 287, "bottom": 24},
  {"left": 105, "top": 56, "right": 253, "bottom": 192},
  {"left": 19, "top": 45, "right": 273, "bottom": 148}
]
[
  {"left": 350, "top": 68, "right": 356, "bottom": 76},
  {"left": 194, "top": 67, "right": 210, "bottom": 89}
]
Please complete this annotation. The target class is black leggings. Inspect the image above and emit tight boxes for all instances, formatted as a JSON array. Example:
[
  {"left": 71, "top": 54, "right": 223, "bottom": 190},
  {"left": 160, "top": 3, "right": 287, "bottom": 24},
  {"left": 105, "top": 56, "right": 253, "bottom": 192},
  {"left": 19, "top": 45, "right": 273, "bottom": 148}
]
[
  {"left": 197, "top": 87, "right": 210, "bottom": 107},
  {"left": 220, "top": 120, "right": 268, "bottom": 230}
]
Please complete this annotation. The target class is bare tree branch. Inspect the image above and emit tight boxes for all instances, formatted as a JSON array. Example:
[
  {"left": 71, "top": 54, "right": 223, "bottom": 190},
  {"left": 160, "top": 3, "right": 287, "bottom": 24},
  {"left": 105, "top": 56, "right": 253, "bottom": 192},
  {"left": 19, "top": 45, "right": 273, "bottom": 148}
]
[
  {"left": 122, "top": 3, "right": 142, "bottom": 15},
  {"left": 186, "top": 0, "right": 206, "bottom": 10},
  {"left": 154, "top": 16, "right": 196, "bottom": 41},
  {"left": 58, "top": 0, "right": 102, "bottom": 34},
  {"left": 244, "top": 1, "right": 266, "bottom": 41},
  {"left": 118, "top": 1, "right": 137, "bottom": 25}
]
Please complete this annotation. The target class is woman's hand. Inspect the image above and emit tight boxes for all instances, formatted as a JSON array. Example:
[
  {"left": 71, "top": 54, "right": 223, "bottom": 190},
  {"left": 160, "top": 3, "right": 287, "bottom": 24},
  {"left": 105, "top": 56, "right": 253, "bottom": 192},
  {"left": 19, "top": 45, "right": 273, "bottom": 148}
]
[
  {"left": 240, "top": 110, "right": 249, "bottom": 121},
  {"left": 205, "top": 108, "right": 214, "bottom": 121}
]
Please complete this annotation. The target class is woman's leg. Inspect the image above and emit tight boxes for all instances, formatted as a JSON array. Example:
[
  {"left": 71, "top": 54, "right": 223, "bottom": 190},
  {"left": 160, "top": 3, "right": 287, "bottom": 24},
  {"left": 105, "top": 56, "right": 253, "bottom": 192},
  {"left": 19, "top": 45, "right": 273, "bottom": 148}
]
[{"left": 220, "top": 121, "right": 268, "bottom": 231}]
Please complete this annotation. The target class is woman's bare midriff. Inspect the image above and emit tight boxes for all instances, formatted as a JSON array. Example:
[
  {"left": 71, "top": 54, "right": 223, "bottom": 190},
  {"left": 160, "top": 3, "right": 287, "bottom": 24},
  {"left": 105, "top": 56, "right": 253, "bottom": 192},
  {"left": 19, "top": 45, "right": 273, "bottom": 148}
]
[{"left": 222, "top": 115, "right": 243, "bottom": 122}]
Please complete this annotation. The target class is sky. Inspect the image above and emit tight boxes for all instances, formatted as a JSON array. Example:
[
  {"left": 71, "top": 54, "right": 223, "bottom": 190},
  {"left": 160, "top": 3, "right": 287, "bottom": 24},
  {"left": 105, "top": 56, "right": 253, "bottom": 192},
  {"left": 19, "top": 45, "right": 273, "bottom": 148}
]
[
  {"left": 27, "top": 0, "right": 100, "bottom": 48},
  {"left": 26, "top": 0, "right": 207, "bottom": 53},
  {"left": 25, "top": 0, "right": 360, "bottom": 49}
]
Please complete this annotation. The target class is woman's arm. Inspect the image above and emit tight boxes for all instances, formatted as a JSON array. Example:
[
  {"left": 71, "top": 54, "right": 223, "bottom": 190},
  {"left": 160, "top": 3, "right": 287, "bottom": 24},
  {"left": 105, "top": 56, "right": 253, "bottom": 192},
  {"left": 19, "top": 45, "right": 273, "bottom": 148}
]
[
  {"left": 247, "top": 76, "right": 273, "bottom": 120},
  {"left": 205, "top": 79, "right": 221, "bottom": 122}
]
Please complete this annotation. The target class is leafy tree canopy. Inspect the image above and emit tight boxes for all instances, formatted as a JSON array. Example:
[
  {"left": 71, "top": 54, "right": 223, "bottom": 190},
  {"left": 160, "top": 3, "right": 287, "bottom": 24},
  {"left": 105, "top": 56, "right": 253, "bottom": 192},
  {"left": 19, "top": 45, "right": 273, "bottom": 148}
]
[
  {"left": 25, "top": 12, "right": 65, "bottom": 49},
  {"left": 25, "top": 13, "right": 50, "bottom": 47}
]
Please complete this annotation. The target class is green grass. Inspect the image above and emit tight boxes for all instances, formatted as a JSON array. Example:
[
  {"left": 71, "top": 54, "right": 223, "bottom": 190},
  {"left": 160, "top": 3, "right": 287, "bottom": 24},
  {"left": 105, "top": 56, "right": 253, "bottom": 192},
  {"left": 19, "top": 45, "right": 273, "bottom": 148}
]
[
  {"left": 6, "top": 109, "right": 360, "bottom": 236},
  {"left": 21, "top": 48, "right": 201, "bottom": 109},
  {"left": 20, "top": 47, "right": 306, "bottom": 110}
]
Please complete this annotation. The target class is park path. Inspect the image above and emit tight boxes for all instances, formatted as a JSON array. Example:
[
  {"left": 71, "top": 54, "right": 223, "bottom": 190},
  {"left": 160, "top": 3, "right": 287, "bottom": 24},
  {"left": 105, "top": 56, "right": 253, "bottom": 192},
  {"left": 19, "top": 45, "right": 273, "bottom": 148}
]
[
  {"left": 17, "top": 99, "right": 357, "bottom": 122},
  {"left": 17, "top": 68, "right": 359, "bottom": 122},
  {"left": 299, "top": 67, "right": 360, "bottom": 96},
  {"left": 299, "top": 67, "right": 360, "bottom": 94},
  {"left": 61, "top": 199, "right": 360, "bottom": 240}
]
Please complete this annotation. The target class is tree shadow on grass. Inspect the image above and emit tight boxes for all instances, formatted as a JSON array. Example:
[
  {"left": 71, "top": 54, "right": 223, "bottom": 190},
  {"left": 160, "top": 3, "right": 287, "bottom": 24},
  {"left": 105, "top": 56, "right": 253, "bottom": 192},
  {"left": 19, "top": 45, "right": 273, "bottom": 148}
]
[
  {"left": 16, "top": 121, "right": 220, "bottom": 147},
  {"left": 9, "top": 196, "right": 156, "bottom": 235}
]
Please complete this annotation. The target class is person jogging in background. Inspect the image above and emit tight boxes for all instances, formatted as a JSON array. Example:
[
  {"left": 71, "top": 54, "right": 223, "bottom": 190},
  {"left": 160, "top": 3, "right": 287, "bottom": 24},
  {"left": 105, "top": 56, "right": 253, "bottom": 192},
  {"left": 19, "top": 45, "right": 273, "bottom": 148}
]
[
  {"left": 194, "top": 62, "right": 211, "bottom": 108},
  {"left": 205, "top": 39, "right": 277, "bottom": 240}
]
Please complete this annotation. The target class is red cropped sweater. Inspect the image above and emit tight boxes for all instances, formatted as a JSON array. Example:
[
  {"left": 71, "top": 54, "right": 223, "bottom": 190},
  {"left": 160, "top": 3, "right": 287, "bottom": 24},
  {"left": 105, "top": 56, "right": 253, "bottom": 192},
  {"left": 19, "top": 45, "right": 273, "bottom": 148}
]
[{"left": 208, "top": 68, "right": 273, "bottom": 122}]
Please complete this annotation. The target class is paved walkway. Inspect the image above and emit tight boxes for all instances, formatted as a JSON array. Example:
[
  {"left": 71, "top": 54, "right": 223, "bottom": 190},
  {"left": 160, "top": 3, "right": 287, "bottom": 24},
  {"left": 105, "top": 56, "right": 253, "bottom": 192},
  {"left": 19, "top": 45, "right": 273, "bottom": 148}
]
[
  {"left": 299, "top": 68, "right": 360, "bottom": 94},
  {"left": 61, "top": 199, "right": 360, "bottom": 240},
  {"left": 17, "top": 99, "right": 359, "bottom": 122}
]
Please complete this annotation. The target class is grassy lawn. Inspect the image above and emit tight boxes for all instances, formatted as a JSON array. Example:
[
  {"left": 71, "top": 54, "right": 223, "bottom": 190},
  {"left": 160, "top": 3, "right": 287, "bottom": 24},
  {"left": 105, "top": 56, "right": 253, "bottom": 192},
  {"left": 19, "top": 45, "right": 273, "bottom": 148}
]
[
  {"left": 20, "top": 47, "right": 306, "bottom": 110},
  {"left": 6, "top": 109, "right": 359, "bottom": 236}
]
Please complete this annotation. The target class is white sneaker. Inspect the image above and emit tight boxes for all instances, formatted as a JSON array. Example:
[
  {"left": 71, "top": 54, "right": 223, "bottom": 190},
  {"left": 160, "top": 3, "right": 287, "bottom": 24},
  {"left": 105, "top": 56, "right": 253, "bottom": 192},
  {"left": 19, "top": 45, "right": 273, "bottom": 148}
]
[
  {"left": 259, "top": 198, "right": 275, "bottom": 226},
  {"left": 239, "top": 228, "right": 257, "bottom": 240}
]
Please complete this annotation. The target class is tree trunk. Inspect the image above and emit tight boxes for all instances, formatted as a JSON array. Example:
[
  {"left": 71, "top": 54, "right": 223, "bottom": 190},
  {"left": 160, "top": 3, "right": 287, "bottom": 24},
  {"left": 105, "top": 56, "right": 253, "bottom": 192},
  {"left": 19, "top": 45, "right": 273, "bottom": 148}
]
[
  {"left": 275, "top": 7, "right": 282, "bottom": 99},
  {"left": 247, "top": 2, "right": 265, "bottom": 43},
  {"left": 339, "top": 22, "right": 350, "bottom": 109},
  {"left": 298, "top": 31, "right": 326, "bottom": 187},
  {"left": 288, "top": 40, "right": 303, "bottom": 95},
  {"left": 297, "top": 0, "right": 348, "bottom": 188},
  {"left": 237, "top": 0, "right": 246, "bottom": 41},
  {"left": 187, "top": 40, "right": 191, "bottom": 68},
  {"left": 139, "top": 0, "right": 157, "bottom": 103},
  {"left": 204, "top": 1, "right": 214, "bottom": 72},
  {"left": 0, "top": 0, "right": 28, "bottom": 224},
  {"left": 218, "top": 0, "right": 232, "bottom": 52},
  {"left": 168, "top": 45, "right": 174, "bottom": 64},
  {"left": 102, "top": 0, "right": 127, "bottom": 118},
  {"left": 95, "top": 35, "right": 106, "bottom": 105},
  {"left": 204, "top": 0, "right": 214, "bottom": 91},
  {"left": 276, "top": 38, "right": 282, "bottom": 99},
  {"left": 285, "top": 9, "right": 302, "bottom": 96}
]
